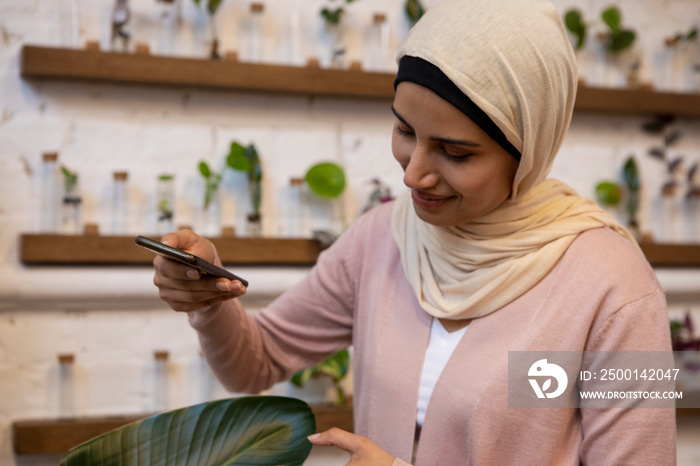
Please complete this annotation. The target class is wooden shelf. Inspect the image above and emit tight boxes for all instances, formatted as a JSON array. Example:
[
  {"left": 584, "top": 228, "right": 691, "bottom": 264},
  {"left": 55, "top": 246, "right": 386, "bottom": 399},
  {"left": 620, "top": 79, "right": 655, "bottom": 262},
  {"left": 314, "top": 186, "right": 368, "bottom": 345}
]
[
  {"left": 20, "top": 45, "right": 394, "bottom": 100},
  {"left": 19, "top": 234, "right": 322, "bottom": 266},
  {"left": 13, "top": 403, "right": 353, "bottom": 455},
  {"left": 639, "top": 242, "right": 700, "bottom": 268},
  {"left": 19, "top": 234, "right": 700, "bottom": 268},
  {"left": 20, "top": 45, "right": 700, "bottom": 116}
]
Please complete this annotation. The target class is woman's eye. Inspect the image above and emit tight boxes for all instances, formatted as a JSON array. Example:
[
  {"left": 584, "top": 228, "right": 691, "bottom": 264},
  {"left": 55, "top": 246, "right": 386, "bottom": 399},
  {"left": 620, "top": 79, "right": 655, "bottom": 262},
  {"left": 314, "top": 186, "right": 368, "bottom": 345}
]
[
  {"left": 440, "top": 147, "right": 471, "bottom": 162},
  {"left": 395, "top": 125, "right": 414, "bottom": 137}
]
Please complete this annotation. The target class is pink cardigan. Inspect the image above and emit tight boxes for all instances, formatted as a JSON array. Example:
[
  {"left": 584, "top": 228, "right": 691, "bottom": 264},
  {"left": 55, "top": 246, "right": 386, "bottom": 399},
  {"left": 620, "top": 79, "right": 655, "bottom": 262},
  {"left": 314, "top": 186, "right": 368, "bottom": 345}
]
[{"left": 189, "top": 202, "right": 676, "bottom": 465}]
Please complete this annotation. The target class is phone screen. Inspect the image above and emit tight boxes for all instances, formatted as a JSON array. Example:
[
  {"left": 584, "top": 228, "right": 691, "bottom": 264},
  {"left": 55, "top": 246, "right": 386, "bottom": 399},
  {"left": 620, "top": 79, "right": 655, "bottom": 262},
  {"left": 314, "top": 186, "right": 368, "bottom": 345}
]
[{"left": 135, "top": 236, "right": 248, "bottom": 287}]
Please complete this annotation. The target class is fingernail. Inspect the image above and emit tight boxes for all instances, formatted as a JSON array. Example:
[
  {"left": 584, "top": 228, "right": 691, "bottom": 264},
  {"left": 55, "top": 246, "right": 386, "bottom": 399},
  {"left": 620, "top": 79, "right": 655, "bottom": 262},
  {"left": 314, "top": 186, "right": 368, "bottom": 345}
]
[
  {"left": 216, "top": 281, "right": 231, "bottom": 292},
  {"left": 186, "top": 269, "right": 199, "bottom": 279},
  {"left": 307, "top": 433, "right": 320, "bottom": 440}
]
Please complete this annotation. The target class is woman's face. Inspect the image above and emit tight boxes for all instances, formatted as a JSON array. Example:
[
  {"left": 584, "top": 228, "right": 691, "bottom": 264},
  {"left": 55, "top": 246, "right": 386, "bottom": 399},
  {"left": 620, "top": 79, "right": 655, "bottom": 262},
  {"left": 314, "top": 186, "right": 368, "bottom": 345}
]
[{"left": 392, "top": 82, "right": 519, "bottom": 227}]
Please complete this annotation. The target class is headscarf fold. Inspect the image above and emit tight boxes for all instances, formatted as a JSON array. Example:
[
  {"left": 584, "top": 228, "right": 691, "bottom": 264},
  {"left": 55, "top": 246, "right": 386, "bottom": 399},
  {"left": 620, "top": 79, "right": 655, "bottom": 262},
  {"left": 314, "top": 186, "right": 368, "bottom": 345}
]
[{"left": 391, "top": 0, "right": 640, "bottom": 320}]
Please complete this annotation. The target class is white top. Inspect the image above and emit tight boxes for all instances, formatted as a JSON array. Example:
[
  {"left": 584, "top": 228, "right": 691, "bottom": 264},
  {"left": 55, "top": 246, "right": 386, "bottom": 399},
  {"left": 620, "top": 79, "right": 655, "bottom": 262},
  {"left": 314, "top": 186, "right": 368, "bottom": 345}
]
[{"left": 416, "top": 318, "right": 468, "bottom": 427}]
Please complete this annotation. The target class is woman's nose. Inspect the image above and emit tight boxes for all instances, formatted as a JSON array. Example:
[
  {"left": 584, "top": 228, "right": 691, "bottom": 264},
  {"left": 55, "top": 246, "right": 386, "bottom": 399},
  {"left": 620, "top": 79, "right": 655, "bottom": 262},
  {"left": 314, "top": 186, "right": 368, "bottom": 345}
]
[{"left": 403, "top": 147, "right": 439, "bottom": 189}]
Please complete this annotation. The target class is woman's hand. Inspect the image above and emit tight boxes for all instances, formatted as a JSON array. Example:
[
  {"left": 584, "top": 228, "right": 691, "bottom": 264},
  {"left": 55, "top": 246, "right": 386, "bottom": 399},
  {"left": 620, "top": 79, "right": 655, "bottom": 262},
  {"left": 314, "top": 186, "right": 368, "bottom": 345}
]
[
  {"left": 308, "top": 428, "right": 396, "bottom": 466},
  {"left": 152, "top": 229, "right": 246, "bottom": 312}
]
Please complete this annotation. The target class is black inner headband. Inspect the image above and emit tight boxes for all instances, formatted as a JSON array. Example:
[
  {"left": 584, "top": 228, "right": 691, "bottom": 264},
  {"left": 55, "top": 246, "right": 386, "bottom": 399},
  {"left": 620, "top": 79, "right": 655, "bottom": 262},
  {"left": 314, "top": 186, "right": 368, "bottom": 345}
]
[{"left": 394, "top": 56, "right": 521, "bottom": 161}]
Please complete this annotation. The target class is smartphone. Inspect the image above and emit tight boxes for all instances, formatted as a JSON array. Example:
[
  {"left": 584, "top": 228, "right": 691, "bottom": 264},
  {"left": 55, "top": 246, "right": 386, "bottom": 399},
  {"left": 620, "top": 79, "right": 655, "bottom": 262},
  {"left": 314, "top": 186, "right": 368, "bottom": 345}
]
[{"left": 135, "top": 235, "right": 248, "bottom": 287}]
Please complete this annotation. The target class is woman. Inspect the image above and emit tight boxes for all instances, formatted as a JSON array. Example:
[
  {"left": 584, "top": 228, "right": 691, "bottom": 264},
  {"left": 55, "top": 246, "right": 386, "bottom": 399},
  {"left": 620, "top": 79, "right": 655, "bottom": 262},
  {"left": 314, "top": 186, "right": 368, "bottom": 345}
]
[{"left": 153, "top": 0, "right": 675, "bottom": 464}]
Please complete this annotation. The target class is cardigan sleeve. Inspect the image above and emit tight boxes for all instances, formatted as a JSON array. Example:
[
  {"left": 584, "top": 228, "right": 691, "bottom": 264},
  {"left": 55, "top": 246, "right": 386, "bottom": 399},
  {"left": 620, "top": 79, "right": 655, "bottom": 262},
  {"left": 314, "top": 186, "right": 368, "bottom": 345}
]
[
  {"left": 578, "top": 286, "right": 676, "bottom": 466},
  {"left": 188, "top": 215, "right": 361, "bottom": 394}
]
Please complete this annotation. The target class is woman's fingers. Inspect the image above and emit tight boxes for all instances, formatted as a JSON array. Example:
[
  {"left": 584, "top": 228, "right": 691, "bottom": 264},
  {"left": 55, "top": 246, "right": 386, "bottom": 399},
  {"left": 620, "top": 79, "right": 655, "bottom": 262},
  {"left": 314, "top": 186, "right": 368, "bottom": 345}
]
[{"left": 307, "top": 428, "right": 395, "bottom": 466}]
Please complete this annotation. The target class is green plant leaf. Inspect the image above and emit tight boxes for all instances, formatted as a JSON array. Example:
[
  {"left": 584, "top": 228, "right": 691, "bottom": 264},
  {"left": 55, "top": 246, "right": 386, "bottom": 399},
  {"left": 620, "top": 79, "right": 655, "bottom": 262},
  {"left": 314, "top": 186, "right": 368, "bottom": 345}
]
[
  {"left": 688, "top": 27, "right": 698, "bottom": 41},
  {"left": 305, "top": 162, "right": 346, "bottom": 198},
  {"left": 405, "top": 0, "right": 425, "bottom": 25},
  {"left": 227, "top": 142, "right": 250, "bottom": 172},
  {"left": 199, "top": 161, "right": 212, "bottom": 178},
  {"left": 594, "top": 181, "right": 622, "bottom": 207},
  {"left": 564, "top": 9, "right": 586, "bottom": 49},
  {"left": 321, "top": 7, "right": 344, "bottom": 25},
  {"left": 609, "top": 29, "right": 635, "bottom": 53},
  {"left": 601, "top": 6, "right": 621, "bottom": 32},
  {"left": 60, "top": 396, "right": 315, "bottom": 466},
  {"left": 207, "top": 0, "right": 224, "bottom": 15}
]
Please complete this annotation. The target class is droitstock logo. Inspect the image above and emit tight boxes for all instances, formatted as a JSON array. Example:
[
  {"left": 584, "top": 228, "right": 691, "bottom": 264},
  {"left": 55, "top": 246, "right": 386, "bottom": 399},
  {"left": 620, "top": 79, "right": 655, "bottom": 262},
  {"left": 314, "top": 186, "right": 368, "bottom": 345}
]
[{"left": 528, "top": 359, "right": 568, "bottom": 399}]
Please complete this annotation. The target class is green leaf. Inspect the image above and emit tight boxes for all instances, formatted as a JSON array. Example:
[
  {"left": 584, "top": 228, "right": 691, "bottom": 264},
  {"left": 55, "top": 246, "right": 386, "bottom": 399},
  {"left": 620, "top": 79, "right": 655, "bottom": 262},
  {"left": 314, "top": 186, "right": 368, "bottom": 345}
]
[
  {"left": 60, "top": 165, "right": 79, "bottom": 193},
  {"left": 405, "top": 0, "right": 425, "bottom": 25},
  {"left": 245, "top": 144, "right": 263, "bottom": 214},
  {"left": 601, "top": 6, "right": 621, "bottom": 32},
  {"left": 305, "top": 162, "right": 346, "bottom": 198},
  {"left": 594, "top": 181, "right": 622, "bottom": 207},
  {"left": 199, "top": 161, "right": 211, "bottom": 178},
  {"left": 687, "top": 27, "right": 698, "bottom": 41},
  {"left": 227, "top": 142, "right": 250, "bottom": 172},
  {"left": 622, "top": 156, "right": 640, "bottom": 192},
  {"left": 564, "top": 9, "right": 586, "bottom": 49},
  {"left": 60, "top": 396, "right": 315, "bottom": 466},
  {"left": 321, "top": 7, "right": 344, "bottom": 25},
  {"left": 609, "top": 29, "right": 635, "bottom": 53},
  {"left": 192, "top": 0, "right": 201, "bottom": 5},
  {"left": 207, "top": 0, "right": 224, "bottom": 16}
]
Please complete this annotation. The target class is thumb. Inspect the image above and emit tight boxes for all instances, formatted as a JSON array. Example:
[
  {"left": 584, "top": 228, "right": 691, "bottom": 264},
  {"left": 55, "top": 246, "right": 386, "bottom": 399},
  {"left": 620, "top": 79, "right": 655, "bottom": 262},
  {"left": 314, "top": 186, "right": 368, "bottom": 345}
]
[{"left": 307, "top": 428, "right": 358, "bottom": 453}]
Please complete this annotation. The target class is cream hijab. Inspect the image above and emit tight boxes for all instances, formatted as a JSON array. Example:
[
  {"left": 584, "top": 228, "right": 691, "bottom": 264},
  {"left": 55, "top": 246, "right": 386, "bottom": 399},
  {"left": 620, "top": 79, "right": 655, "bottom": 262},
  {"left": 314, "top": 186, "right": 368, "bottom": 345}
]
[{"left": 391, "top": 0, "right": 639, "bottom": 320}]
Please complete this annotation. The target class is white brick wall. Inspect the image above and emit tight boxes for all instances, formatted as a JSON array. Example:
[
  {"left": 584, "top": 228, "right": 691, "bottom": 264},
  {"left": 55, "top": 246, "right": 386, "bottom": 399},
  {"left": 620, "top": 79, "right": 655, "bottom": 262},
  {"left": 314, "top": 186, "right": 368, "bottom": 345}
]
[{"left": 1, "top": 0, "right": 699, "bottom": 464}]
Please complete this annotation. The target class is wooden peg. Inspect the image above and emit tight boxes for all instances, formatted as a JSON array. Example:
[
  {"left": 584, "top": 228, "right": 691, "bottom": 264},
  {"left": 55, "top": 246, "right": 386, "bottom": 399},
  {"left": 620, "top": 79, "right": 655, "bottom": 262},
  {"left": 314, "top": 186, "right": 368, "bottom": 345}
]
[
  {"left": 154, "top": 351, "right": 169, "bottom": 361},
  {"left": 306, "top": 57, "right": 320, "bottom": 68},
  {"left": 224, "top": 50, "right": 239, "bottom": 61},
  {"left": 349, "top": 60, "right": 363, "bottom": 71},
  {"left": 83, "top": 223, "right": 99, "bottom": 236},
  {"left": 58, "top": 354, "right": 75, "bottom": 364},
  {"left": 134, "top": 43, "right": 150, "bottom": 55},
  {"left": 84, "top": 41, "right": 100, "bottom": 51},
  {"left": 221, "top": 226, "right": 236, "bottom": 237}
]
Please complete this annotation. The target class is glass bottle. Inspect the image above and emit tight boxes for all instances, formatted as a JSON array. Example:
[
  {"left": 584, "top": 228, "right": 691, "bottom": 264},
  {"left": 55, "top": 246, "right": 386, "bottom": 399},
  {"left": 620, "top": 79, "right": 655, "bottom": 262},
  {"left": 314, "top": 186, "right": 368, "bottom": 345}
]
[
  {"left": 110, "top": 0, "right": 131, "bottom": 52},
  {"left": 59, "top": 0, "right": 80, "bottom": 48},
  {"left": 156, "top": 174, "right": 175, "bottom": 234},
  {"left": 367, "top": 12, "right": 390, "bottom": 71},
  {"left": 40, "top": 152, "right": 59, "bottom": 233},
  {"left": 248, "top": 3, "right": 265, "bottom": 63},
  {"left": 152, "top": 351, "right": 169, "bottom": 413},
  {"left": 57, "top": 354, "right": 76, "bottom": 419},
  {"left": 246, "top": 212, "right": 262, "bottom": 237},
  {"left": 286, "top": 177, "right": 305, "bottom": 237},
  {"left": 60, "top": 166, "right": 82, "bottom": 234},
  {"left": 156, "top": 0, "right": 178, "bottom": 56},
  {"left": 111, "top": 171, "right": 129, "bottom": 235}
]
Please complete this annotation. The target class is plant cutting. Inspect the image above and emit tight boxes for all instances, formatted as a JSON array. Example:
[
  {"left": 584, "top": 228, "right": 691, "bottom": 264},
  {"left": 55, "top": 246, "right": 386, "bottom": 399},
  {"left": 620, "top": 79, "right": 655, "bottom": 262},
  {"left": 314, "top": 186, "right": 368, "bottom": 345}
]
[
  {"left": 563, "top": 9, "right": 587, "bottom": 51},
  {"left": 291, "top": 349, "right": 350, "bottom": 406},
  {"left": 198, "top": 160, "right": 223, "bottom": 211},
  {"left": 320, "top": 0, "right": 358, "bottom": 68},
  {"left": 191, "top": 0, "right": 225, "bottom": 58},
  {"left": 598, "top": 6, "right": 635, "bottom": 54},
  {"left": 227, "top": 141, "right": 263, "bottom": 235},
  {"left": 405, "top": 0, "right": 425, "bottom": 27},
  {"left": 60, "top": 165, "right": 82, "bottom": 233},
  {"left": 60, "top": 396, "right": 316, "bottom": 466},
  {"left": 621, "top": 155, "right": 641, "bottom": 241},
  {"left": 305, "top": 162, "right": 346, "bottom": 198}
]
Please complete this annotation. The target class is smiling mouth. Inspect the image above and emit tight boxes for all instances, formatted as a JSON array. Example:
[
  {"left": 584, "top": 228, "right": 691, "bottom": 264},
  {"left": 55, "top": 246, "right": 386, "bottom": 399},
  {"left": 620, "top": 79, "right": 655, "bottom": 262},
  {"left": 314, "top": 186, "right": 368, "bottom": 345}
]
[{"left": 412, "top": 190, "right": 455, "bottom": 208}]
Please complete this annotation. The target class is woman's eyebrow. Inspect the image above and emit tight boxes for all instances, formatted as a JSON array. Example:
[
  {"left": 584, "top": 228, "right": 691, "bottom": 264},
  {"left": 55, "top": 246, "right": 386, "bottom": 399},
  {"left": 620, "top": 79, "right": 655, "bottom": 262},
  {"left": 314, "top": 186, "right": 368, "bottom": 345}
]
[
  {"left": 391, "top": 106, "right": 413, "bottom": 129},
  {"left": 392, "top": 105, "right": 482, "bottom": 148}
]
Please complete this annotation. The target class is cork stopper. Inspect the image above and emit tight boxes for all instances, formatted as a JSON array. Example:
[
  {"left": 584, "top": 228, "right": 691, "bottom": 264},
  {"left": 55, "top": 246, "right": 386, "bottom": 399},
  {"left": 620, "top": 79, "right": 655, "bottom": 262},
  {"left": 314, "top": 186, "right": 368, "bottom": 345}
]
[
  {"left": 43, "top": 152, "right": 58, "bottom": 162},
  {"left": 58, "top": 354, "right": 75, "bottom": 364},
  {"left": 250, "top": 2, "right": 264, "bottom": 13},
  {"left": 113, "top": 171, "right": 128, "bottom": 181},
  {"left": 290, "top": 177, "right": 304, "bottom": 186},
  {"left": 373, "top": 13, "right": 387, "bottom": 23},
  {"left": 153, "top": 350, "right": 169, "bottom": 361}
]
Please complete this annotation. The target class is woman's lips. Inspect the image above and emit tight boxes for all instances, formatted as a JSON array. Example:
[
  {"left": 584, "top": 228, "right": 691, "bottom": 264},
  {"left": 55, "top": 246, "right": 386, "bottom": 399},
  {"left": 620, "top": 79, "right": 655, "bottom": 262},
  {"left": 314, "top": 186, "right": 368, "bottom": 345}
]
[{"left": 411, "top": 189, "right": 454, "bottom": 209}]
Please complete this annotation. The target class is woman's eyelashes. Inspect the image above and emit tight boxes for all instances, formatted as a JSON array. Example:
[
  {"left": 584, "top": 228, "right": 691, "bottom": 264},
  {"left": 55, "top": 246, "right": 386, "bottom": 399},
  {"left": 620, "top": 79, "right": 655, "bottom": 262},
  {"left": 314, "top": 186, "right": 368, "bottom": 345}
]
[{"left": 395, "top": 122, "right": 473, "bottom": 162}]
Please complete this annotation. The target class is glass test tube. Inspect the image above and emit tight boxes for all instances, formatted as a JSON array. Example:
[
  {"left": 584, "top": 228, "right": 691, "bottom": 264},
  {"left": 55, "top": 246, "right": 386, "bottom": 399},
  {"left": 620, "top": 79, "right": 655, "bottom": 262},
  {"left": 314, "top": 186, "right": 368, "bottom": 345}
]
[
  {"left": 248, "top": 3, "right": 265, "bottom": 62},
  {"left": 156, "top": 174, "right": 175, "bottom": 234},
  {"left": 40, "top": 152, "right": 59, "bottom": 233},
  {"left": 112, "top": 171, "right": 129, "bottom": 235}
]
